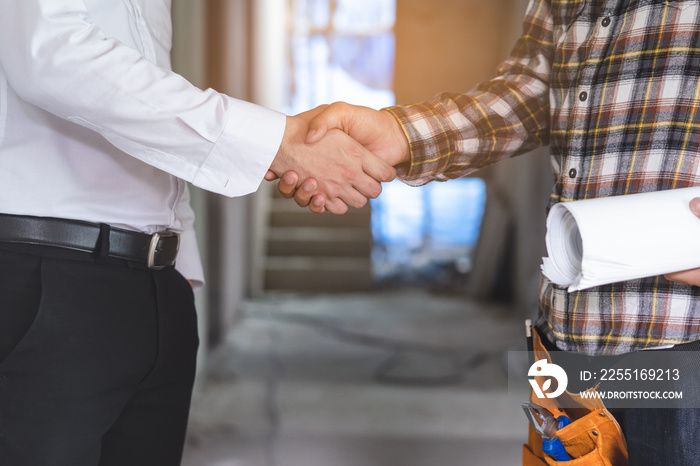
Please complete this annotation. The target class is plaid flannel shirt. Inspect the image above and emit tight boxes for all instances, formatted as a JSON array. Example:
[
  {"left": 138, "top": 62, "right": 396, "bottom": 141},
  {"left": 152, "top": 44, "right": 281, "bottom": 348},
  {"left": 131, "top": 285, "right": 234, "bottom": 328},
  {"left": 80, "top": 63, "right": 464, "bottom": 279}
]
[{"left": 386, "top": 0, "right": 700, "bottom": 355}]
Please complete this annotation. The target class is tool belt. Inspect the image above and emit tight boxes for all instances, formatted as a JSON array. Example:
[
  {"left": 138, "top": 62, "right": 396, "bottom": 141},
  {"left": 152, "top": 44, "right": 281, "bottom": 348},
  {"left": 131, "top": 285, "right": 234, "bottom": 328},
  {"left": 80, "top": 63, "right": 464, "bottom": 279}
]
[{"left": 523, "top": 328, "right": 629, "bottom": 466}]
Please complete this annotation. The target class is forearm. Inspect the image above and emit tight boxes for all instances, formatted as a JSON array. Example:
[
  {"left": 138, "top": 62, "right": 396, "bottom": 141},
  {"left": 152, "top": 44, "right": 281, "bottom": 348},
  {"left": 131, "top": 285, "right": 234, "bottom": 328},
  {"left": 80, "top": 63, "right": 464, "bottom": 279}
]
[
  {"left": 385, "top": 0, "right": 553, "bottom": 184},
  {"left": 385, "top": 83, "right": 550, "bottom": 184},
  {"left": 0, "top": 0, "right": 285, "bottom": 197}
]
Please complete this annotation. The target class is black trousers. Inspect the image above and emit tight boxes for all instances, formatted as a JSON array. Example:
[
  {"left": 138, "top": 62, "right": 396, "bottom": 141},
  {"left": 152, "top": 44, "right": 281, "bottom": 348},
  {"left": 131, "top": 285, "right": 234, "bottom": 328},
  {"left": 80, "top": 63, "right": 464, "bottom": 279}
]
[{"left": 0, "top": 244, "right": 199, "bottom": 466}]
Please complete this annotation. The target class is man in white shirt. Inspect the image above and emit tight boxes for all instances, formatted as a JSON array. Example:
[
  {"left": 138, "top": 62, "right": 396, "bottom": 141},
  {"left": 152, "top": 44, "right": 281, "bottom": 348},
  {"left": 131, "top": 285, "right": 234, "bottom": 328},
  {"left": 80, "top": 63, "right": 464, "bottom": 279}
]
[{"left": 0, "top": 1, "right": 395, "bottom": 465}]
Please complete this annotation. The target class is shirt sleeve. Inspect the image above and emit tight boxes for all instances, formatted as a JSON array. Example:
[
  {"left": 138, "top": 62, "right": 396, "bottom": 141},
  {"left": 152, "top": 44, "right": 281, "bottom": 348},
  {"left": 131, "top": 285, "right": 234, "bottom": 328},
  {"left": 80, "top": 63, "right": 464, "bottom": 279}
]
[
  {"left": 0, "top": 0, "right": 286, "bottom": 197},
  {"left": 384, "top": 0, "right": 553, "bottom": 185}
]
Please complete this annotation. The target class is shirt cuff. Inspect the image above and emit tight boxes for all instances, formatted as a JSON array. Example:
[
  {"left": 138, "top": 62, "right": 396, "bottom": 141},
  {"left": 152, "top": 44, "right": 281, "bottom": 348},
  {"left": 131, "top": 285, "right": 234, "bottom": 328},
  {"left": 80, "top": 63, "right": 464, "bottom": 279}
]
[
  {"left": 191, "top": 97, "right": 286, "bottom": 197},
  {"left": 383, "top": 104, "right": 448, "bottom": 186}
]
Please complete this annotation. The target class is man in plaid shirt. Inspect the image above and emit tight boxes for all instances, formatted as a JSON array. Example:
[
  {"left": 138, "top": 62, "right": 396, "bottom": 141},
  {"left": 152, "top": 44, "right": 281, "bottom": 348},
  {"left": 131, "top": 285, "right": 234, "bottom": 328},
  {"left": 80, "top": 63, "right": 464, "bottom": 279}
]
[{"left": 272, "top": 0, "right": 700, "bottom": 463}]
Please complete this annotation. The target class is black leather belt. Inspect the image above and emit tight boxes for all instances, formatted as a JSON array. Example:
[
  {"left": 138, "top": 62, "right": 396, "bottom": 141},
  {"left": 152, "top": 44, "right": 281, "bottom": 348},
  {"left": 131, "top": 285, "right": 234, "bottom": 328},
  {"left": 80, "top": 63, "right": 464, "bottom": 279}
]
[{"left": 0, "top": 214, "right": 179, "bottom": 270}]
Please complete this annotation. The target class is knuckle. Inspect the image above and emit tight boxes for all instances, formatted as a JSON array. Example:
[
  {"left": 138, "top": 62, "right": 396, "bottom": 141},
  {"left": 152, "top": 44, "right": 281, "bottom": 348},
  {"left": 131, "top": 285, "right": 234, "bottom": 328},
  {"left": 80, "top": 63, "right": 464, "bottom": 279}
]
[
  {"left": 279, "top": 187, "right": 294, "bottom": 199},
  {"left": 332, "top": 101, "right": 347, "bottom": 112},
  {"left": 349, "top": 146, "right": 363, "bottom": 160},
  {"left": 382, "top": 167, "right": 397, "bottom": 182},
  {"left": 295, "top": 190, "right": 311, "bottom": 202},
  {"left": 329, "top": 201, "right": 348, "bottom": 215},
  {"left": 340, "top": 166, "right": 356, "bottom": 180},
  {"left": 347, "top": 195, "right": 366, "bottom": 210}
]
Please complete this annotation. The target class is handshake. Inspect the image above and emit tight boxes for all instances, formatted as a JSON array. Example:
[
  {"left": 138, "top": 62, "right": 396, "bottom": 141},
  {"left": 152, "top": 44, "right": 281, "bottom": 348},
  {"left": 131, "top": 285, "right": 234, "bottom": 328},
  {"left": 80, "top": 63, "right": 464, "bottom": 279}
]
[{"left": 265, "top": 102, "right": 411, "bottom": 214}]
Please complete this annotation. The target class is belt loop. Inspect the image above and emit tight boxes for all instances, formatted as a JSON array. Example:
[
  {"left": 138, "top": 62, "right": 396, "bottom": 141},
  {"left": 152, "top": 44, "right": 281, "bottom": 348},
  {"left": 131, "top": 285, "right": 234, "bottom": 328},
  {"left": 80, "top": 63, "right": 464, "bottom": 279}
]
[{"left": 95, "top": 223, "right": 111, "bottom": 263}]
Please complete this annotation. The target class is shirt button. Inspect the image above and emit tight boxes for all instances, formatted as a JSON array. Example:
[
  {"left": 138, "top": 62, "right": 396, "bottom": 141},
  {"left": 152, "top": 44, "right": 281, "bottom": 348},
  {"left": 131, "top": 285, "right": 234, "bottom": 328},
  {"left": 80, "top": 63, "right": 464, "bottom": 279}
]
[
  {"left": 601, "top": 17, "right": 611, "bottom": 27},
  {"left": 569, "top": 168, "right": 577, "bottom": 178},
  {"left": 579, "top": 91, "right": 588, "bottom": 102}
]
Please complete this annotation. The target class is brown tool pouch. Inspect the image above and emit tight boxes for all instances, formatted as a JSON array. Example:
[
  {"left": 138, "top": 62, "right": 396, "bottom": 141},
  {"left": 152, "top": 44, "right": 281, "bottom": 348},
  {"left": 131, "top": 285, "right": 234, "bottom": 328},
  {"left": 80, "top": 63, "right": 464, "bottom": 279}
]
[{"left": 522, "top": 329, "right": 629, "bottom": 466}]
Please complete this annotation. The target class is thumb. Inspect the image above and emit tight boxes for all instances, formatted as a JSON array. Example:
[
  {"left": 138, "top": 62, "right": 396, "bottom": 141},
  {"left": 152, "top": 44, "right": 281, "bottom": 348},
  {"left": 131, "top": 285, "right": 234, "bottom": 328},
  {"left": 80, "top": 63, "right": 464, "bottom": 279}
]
[
  {"left": 305, "top": 103, "right": 349, "bottom": 144},
  {"left": 690, "top": 197, "right": 700, "bottom": 217}
]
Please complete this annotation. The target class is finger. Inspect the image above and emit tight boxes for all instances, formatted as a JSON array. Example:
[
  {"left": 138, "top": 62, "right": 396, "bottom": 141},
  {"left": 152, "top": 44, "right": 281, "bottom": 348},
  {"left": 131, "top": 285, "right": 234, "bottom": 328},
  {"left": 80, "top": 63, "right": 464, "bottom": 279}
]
[
  {"left": 293, "top": 179, "right": 317, "bottom": 207},
  {"left": 343, "top": 136, "right": 393, "bottom": 195},
  {"left": 264, "top": 170, "right": 279, "bottom": 181},
  {"left": 347, "top": 173, "right": 384, "bottom": 201},
  {"left": 336, "top": 185, "right": 369, "bottom": 210},
  {"left": 278, "top": 171, "right": 300, "bottom": 199},
  {"left": 309, "top": 195, "right": 327, "bottom": 214},
  {"left": 690, "top": 197, "right": 700, "bottom": 217},
  {"left": 361, "top": 152, "right": 397, "bottom": 184},
  {"left": 665, "top": 268, "right": 700, "bottom": 286},
  {"left": 306, "top": 102, "right": 349, "bottom": 144},
  {"left": 325, "top": 198, "right": 349, "bottom": 215}
]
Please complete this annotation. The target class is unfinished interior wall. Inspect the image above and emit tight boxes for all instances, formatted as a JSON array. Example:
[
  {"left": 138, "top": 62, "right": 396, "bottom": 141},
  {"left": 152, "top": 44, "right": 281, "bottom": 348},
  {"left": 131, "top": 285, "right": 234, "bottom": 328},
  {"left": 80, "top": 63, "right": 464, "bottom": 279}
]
[
  {"left": 394, "top": 0, "right": 552, "bottom": 315},
  {"left": 394, "top": 0, "right": 511, "bottom": 102}
]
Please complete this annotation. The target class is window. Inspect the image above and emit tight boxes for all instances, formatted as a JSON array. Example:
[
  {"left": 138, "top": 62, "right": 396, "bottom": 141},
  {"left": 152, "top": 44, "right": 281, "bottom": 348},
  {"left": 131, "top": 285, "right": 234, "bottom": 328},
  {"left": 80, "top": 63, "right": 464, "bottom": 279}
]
[{"left": 286, "top": 0, "right": 396, "bottom": 114}]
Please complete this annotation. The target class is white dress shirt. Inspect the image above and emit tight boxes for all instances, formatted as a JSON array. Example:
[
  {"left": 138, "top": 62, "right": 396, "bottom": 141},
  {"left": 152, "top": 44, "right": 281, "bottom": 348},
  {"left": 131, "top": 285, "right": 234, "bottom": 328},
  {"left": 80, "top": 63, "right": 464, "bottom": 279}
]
[{"left": 0, "top": 0, "right": 287, "bottom": 286}]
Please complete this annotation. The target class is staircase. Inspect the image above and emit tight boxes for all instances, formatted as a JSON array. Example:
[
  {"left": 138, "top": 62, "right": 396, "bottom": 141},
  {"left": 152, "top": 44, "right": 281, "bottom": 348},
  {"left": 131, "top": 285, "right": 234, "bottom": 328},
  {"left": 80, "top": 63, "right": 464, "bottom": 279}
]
[{"left": 262, "top": 192, "right": 375, "bottom": 293}]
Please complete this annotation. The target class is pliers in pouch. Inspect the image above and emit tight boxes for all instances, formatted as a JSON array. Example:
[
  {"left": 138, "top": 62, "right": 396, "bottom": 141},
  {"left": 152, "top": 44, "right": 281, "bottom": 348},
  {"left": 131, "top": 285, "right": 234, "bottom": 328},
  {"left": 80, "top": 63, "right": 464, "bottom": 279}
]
[{"left": 522, "top": 402, "right": 571, "bottom": 462}]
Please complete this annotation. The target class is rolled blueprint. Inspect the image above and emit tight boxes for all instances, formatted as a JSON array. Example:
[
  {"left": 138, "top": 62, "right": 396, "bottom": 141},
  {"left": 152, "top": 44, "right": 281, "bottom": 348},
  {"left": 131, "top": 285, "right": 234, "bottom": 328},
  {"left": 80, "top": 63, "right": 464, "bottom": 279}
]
[{"left": 541, "top": 186, "right": 700, "bottom": 291}]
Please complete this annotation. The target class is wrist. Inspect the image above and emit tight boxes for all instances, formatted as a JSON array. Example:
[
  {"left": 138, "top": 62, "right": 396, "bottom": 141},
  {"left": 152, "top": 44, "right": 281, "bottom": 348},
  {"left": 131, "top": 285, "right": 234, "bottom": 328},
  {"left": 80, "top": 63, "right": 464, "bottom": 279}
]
[
  {"left": 380, "top": 109, "right": 411, "bottom": 166},
  {"left": 270, "top": 116, "right": 299, "bottom": 176}
]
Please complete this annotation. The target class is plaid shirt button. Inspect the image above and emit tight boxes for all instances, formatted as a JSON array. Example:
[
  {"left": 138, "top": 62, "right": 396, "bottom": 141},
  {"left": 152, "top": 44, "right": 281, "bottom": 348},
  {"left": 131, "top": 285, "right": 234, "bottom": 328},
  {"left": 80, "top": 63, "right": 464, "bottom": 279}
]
[
  {"left": 601, "top": 17, "right": 611, "bottom": 27},
  {"left": 579, "top": 91, "right": 588, "bottom": 102}
]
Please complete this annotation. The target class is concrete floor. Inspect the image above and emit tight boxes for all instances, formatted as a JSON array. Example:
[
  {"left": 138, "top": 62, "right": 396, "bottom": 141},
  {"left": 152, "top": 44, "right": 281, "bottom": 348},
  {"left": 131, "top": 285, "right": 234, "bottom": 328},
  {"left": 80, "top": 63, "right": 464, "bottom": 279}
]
[{"left": 182, "top": 290, "right": 530, "bottom": 466}]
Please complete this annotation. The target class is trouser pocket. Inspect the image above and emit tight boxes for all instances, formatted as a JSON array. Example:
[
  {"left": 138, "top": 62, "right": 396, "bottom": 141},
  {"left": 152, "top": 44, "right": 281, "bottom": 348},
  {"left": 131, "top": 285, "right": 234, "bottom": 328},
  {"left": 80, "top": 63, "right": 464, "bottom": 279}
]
[{"left": 0, "top": 249, "right": 43, "bottom": 367}]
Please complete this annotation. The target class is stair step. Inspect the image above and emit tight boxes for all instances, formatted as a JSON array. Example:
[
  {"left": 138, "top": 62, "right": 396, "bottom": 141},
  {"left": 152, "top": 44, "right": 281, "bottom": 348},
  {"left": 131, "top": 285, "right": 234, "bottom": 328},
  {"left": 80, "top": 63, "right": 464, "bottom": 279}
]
[
  {"left": 263, "top": 198, "right": 373, "bottom": 292},
  {"left": 269, "top": 200, "right": 371, "bottom": 228},
  {"left": 267, "top": 227, "right": 372, "bottom": 257},
  {"left": 270, "top": 212, "right": 371, "bottom": 229},
  {"left": 265, "top": 257, "right": 372, "bottom": 270},
  {"left": 264, "top": 257, "right": 374, "bottom": 292},
  {"left": 267, "top": 227, "right": 372, "bottom": 241}
]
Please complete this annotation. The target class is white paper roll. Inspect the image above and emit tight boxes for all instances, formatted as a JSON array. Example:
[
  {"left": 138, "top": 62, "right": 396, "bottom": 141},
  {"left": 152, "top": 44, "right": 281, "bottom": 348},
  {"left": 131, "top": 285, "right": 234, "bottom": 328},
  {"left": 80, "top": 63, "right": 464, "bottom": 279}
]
[{"left": 541, "top": 186, "right": 700, "bottom": 291}]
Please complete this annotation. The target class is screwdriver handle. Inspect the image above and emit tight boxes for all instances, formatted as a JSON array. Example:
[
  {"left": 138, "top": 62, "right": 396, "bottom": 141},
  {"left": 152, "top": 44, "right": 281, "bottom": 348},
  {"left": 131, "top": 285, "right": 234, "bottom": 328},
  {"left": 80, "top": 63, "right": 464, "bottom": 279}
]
[
  {"left": 543, "top": 437, "right": 570, "bottom": 462},
  {"left": 543, "top": 416, "right": 571, "bottom": 461}
]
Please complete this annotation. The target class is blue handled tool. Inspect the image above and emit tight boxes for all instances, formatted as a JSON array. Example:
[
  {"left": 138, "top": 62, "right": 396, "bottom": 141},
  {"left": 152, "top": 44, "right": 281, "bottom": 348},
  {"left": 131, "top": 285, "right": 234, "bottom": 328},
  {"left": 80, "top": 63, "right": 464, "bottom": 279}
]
[{"left": 522, "top": 402, "right": 571, "bottom": 462}]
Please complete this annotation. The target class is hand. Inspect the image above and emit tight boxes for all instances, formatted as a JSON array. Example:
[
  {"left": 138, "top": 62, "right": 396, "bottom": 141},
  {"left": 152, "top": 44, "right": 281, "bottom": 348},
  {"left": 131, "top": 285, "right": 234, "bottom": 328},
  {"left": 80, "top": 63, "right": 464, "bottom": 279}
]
[
  {"left": 306, "top": 102, "right": 410, "bottom": 167},
  {"left": 664, "top": 197, "right": 700, "bottom": 286},
  {"left": 267, "top": 106, "right": 396, "bottom": 214},
  {"left": 270, "top": 103, "right": 410, "bottom": 213}
]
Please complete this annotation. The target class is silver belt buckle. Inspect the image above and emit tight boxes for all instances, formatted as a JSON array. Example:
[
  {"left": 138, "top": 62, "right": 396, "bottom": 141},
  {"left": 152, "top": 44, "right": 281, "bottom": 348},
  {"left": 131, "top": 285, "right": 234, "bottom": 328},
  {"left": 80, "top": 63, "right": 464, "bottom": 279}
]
[{"left": 147, "top": 231, "right": 180, "bottom": 270}]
